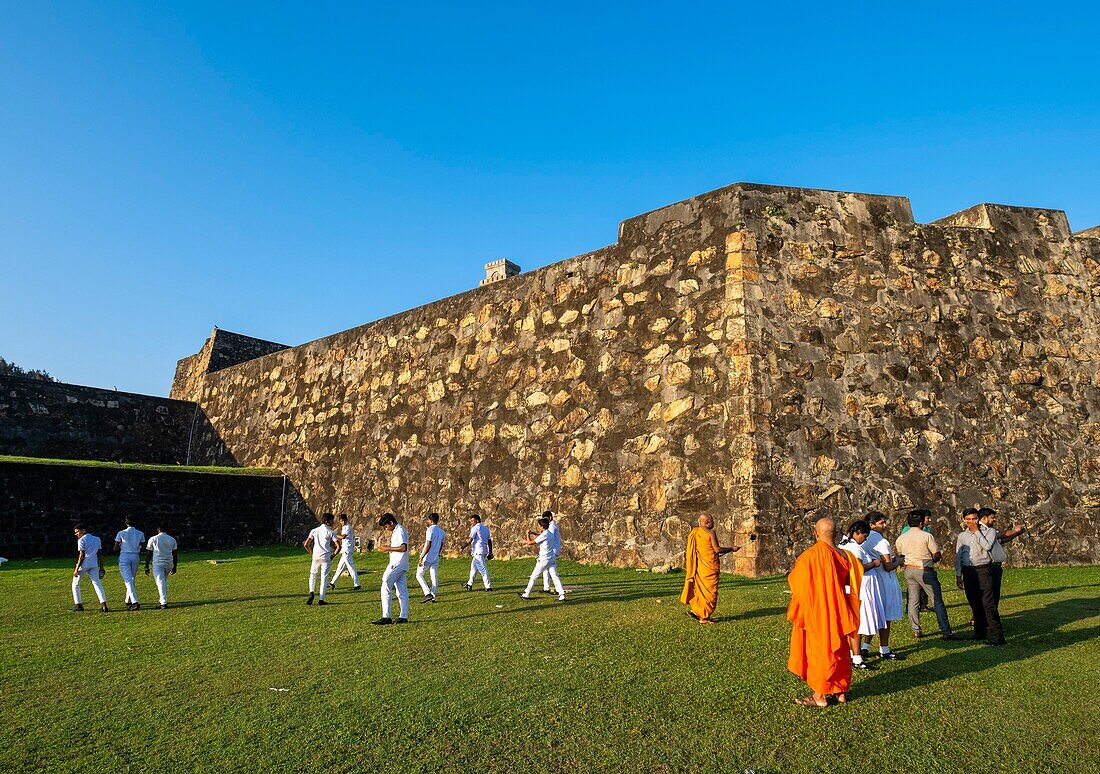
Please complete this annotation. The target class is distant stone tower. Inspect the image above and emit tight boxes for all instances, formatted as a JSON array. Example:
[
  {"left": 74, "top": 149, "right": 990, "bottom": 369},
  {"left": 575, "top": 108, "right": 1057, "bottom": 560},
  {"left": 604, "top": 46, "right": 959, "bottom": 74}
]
[{"left": 480, "top": 259, "right": 521, "bottom": 286}]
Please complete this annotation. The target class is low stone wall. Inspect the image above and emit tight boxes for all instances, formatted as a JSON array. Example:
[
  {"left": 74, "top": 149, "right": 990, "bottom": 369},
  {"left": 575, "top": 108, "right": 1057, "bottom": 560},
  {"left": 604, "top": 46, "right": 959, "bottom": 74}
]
[
  {"left": 0, "top": 459, "right": 312, "bottom": 559},
  {"left": 0, "top": 375, "right": 197, "bottom": 464}
]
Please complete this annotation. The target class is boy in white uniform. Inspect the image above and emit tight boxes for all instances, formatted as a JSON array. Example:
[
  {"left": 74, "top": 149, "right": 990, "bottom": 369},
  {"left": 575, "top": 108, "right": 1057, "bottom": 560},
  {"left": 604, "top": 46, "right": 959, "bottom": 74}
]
[
  {"left": 114, "top": 517, "right": 145, "bottom": 610},
  {"left": 520, "top": 517, "right": 566, "bottom": 602},
  {"left": 458, "top": 514, "right": 493, "bottom": 591},
  {"left": 144, "top": 524, "right": 178, "bottom": 609},
  {"left": 541, "top": 510, "right": 561, "bottom": 594},
  {"left": 373, "top": 513, "right": 409, "bottom": 624},
  {"left": 303, "top": 512, "right": 338, "bottom": 606},
  {"left": 328, "top": 514, "right": 361, "bottom": 591},
  {"left": 71, "top": 524, "right": 108, "bottom": 612},
  {"left": 416, "top": 512, "right": 445, "bottom": 603}
]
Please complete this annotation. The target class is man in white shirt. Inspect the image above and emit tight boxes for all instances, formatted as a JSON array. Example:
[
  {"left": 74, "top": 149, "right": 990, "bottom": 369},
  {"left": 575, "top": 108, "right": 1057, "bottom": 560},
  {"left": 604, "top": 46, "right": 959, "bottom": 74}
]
[
  {"left": 458, "top": 514, "right": 493, "bottom": 591},
  {"left": 416, "top": 512, "right": 445, "bottom": 603},
  {"left": 328, "top": 514, "right": 361, "bottom": 591},
  {"left": 520, "top": 516, "right": 566, "bottom": 602},
  {"left": 114, "top": 517, "right": 146, "bottom": 611},
  {"left": 303, "top": 512, "right": 339, "bottom": 606},
  {"left": 373, "top": 513, "right": 409, "bottom": 624},
  {"left": 72, "top": 524, "right": 108, "bottom": 612},
  {"left": 144, "top": 525, "right": 178, "bottom": 609},
  {"left": 541, "top": 510, "right": 561, "bottom": 594}
]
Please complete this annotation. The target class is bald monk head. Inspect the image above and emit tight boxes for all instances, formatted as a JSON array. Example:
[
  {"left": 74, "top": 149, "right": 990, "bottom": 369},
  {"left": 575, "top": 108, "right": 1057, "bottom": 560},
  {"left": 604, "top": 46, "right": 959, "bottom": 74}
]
[
  {"left": 814, "top": 517, "right": 837, "bottom": 545},
  {"left": 697, "top": 514, "right": 714, "bottom": 530}
]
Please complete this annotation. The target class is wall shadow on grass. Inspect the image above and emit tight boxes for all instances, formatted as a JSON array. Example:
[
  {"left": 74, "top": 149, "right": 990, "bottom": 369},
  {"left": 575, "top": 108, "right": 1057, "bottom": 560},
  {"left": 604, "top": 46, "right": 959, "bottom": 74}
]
[{"left": 857, "top": 597, "right": 1100, "bottom": 701}]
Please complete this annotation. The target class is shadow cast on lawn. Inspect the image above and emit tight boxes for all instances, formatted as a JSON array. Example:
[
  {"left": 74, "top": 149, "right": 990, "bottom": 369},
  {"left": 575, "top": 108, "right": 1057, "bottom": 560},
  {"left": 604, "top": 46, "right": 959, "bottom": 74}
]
[{"left": 856, "top": 596, "right": 1100, "bottom": 700}]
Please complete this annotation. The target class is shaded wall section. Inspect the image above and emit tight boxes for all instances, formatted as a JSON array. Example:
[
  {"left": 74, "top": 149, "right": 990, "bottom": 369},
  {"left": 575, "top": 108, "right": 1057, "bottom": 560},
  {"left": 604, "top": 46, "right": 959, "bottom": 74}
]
[
  {"left": 0, "top": 375, "right": 197, "bottom": 464},
  {"left": 0, "top": 459, "right": 313, "bottom": 559}
]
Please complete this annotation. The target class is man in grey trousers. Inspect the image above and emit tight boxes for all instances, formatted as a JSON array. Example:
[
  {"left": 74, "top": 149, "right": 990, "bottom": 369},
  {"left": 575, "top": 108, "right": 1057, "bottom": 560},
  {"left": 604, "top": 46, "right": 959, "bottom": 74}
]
[{"left": 894, "top": 509, "right": 958, "bottom": 640}]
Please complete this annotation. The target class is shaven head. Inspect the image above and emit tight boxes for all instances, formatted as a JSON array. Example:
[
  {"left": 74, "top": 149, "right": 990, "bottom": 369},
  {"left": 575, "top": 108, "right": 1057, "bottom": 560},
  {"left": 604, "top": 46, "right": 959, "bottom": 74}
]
[
  {"left": 697, "top": 514, "right": 714, "bottom": 530},
  {"left": 814, "top": 517, "right": 837, "bottom": 545}
]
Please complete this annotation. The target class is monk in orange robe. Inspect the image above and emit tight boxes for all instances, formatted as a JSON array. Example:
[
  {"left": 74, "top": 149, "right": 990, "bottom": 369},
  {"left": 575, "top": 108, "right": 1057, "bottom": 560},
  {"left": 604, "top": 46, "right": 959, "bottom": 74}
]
[
  {"left": 787, "top": 517, "right": 861, "bottom": 707},
  {"left": 680, "top": 514, "right": 739, "bottom": 623}
]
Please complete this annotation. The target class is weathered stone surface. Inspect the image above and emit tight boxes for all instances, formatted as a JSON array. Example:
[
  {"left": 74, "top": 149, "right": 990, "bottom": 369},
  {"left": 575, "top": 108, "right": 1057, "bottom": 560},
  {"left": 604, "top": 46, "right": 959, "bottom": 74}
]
[{"left": 172, "top": 183, "right": 1100, "bottom": 575}]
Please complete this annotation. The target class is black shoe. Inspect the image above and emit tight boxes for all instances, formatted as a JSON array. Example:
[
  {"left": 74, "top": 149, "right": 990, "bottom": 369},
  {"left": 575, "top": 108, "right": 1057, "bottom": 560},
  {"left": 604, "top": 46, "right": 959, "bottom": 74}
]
[
  {"left": 463, "top": 583, "right": 472, "bottom": 591},
  {"left": 372, "top": 617, "right": 393, "bottom": 625},
  {"left": 421, "top": 595, "right": 435, "bottom": 604},
  {"left": 987, "top": 638, "right": 1007, "bottom": 646},
  {"left": 100, "top": 602, "right": 109, "bottom": 613},
  {"left": 484, "top": 587, "right": 492, "bottom": 592},
  {"left": 879, "top": 652, "right": 905, "bottom": 660},
  {"left": 318, "top": 600, "right": 328, "bottom": 606},
  {"left": 859, "top": 649, "right": 870, "bottom": 660},
  {"left": 941, "top": 633, "right": 960, "bottom": 640},
  {"left": 971, "top": 633, "right": 987, "bottom": 641},
  {"left": 327, "top": 583, "right": 336, "bottom": 590},
  {"left": 159, "top": 603, "right": 168, "bottom": 610},
  {"left": 131, "top": 603, "right": 140, "bottom": 612},
  {"left": 396, "top": 617, "right": 408, "bottom": 624},
  {"left": 353, "top": 585, "right": 362, "bottom": 591},
  {"left": 851, "top": 660, "right": 874, "bottom": 670},
  {"left": 125, "top": 602, "right": 133, "bottom": 610},
  {"left": 72, "top": 603, "right": 84, "bottom": 612},
  {"left": 306, "top": 593, "right": 315, "bottom": 606}
]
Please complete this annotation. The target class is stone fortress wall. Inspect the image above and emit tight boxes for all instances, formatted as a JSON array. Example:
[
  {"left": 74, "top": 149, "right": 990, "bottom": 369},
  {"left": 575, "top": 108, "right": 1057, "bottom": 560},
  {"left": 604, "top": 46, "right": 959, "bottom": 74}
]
[{"left": 172, "top": 183, "right": 1100, "bottom": 575}]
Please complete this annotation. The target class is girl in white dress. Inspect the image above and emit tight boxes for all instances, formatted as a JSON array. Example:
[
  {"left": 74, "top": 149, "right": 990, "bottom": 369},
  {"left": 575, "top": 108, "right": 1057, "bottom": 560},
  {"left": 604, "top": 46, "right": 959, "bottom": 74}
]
[
  {"left": 837, "top": 520, "right": 886, "bottom": 668},
  {"left": 866, "top": 511, "right": 906, "bottom": 660}
]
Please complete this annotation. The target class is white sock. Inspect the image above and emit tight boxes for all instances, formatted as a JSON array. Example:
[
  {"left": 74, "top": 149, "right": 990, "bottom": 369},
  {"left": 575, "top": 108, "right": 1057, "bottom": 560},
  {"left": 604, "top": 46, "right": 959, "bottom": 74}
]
[
  {"left": 880, "top": 646, "right": 891, "bottom": 655},
  {"left": 852, "top": 654, "right": 864, "bottom": 664}
]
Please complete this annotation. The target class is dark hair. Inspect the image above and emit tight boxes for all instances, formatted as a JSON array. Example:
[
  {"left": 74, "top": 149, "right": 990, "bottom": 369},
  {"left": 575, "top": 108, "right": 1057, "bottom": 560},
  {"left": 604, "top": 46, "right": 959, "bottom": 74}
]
[
  {"left": 962, "top": 507, "right": 979, "bottom": 517},
  {"left": 428, "top": 512, "right": 440, "bottom": 524},
  {"left": 321, "top": 512, "right": 335, "bottom": 524},
  {"left": 866, "top": 511, "right": 887, "bottom": 525},
  {"left": 906, "top": 512, "right": 925, "bottom": 528},
  {"left": 542, "top": 510, "right": 554, "bottom": 520},
  {"left": 74, "top": 523, "right": 86, "bottom": 532},
  {"left": 537, "top": 517, "right": 550, "bottom": 529},
  {"left": 124, "top": 516, "right": 132, "bottom": 526},
  {"left": 977, "top": 507, "right": 997, "bottom": 518},
  {"left": 338, "top": 513, "right": 349, "bottom": 522},
  {"left": 379, "top": 513, "right": 397, "bottom": 527},
  {"left": 469, "top": 514, "right": 481, "bottom": 523},
  {"left": 847, "top": 519, "right": 871, "bottom": 538}
]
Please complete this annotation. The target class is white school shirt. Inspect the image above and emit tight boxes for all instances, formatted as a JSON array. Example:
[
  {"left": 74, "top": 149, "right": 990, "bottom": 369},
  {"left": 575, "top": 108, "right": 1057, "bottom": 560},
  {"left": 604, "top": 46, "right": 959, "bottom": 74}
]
[
  {"left": 338, "top": 524, "right": 355, "bottom": 555},
  {"left": 469, "top": 523, "right": 491, "bottom": 556},
  {"left": 534, "top": 530, "right": 554, "bottom": 562},
  {"left": 309, "top": 525, "right": 338, "bottom": 560},
  {"left": 422, "top": 524, "right": 444, "bottom": 563},
  {"left": 115, "top": 526, "right": 145, "bottom": 555},
  {"left": 547, "top": 520, "right": 561, "bottom": 557},
  {"left": 146, "top": 532, "right": 177, "bottom": 563},
  {"left": 77, "top": 534, "right": 102, "bottom": 569},
  {"left": 388, "top": 524, "right": 410, "bottom": 570}
]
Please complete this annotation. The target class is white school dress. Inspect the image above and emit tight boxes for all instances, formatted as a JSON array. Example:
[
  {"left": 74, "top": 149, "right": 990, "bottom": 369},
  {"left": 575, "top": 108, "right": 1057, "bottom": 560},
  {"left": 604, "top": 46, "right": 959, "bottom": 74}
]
[
  {"left": 839, "top": 537, "right": 887, "bottom": 636},
  {"left": 869, "top": 530, "right": 904, "bottom": 621}
]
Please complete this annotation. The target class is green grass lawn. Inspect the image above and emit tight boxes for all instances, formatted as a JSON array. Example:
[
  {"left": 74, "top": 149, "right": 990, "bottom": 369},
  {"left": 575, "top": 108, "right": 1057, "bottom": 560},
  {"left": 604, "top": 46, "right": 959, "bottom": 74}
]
[
  {"left": 0, "top": 454, "right": 280, "bottom": 476},
  {"left": 1, "top": 549, "right": 1097, "bottom": 773}
]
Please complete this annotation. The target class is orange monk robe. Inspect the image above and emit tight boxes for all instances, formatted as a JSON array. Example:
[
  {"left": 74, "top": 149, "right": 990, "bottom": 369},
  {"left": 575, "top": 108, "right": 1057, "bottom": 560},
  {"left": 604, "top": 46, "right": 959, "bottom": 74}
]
[
  {"left": 786, "top": 542, "right": 860, "bottom": 696},
  {"left": 680, "top": 527, "right": 720, "bottom": 620}
]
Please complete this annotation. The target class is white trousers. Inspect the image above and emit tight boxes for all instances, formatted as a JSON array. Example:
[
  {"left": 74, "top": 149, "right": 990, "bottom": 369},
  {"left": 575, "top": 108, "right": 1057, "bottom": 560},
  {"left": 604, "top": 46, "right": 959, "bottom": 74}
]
[
  {"left": 542, "top": 556, "right": 561, "bottom": 591},
  {"left": 381, "top": 565, "right": 409, "bottom": 619},
  {"left": 309, "top": 556, "right": 332, "bottom": 599},
  {"left": 329, "top": 552, "right": 359, "bottom": 587},
  {"left": 152, "top": 561, "right": 172, "bottom": 605},
  {"left": 468, "top": 553, "right": 491, "bottom": 588},
  {"left": 72, "top": 567, "right": 106, "bottom": 604},
  {"left": 119, "top": 553, "right": 140, "bottom": 603},
  {"left": 526, "top": 558, "right": 564, "bottom": 599},
  {"left": 416, "top": 560, "right": 439, "bottom": 596}
]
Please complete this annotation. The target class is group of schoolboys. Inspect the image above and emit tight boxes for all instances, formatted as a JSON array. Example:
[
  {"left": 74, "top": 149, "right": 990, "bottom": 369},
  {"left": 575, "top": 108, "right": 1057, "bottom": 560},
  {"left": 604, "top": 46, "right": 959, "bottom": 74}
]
[{"left": 70, "top": 518, "right": 179, "bottom": 612}]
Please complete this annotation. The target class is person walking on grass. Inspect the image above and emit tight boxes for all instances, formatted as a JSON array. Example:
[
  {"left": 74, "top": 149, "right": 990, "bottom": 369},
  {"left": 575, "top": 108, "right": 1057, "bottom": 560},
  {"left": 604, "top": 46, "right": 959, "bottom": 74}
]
[
  {"left": 72, "top": 524, "right": 108, "bottom": 613},
  {"left": 416, "top": 512, "right": 445, "bottom": 603},
  {"left": 144, "top": 524, "right": 178, "bottom": 609},
  {"left": 894, "top": 509, "right": 958, "bottom": 641},
  {"left": 679, "top": 514, "right": 738, "bottom": 624},
  {"left": 519, "top": 516, "right": 566, "bottom": 602},
  {"left": 304, "top": 512, "right": 338, "bottom": 606},
  {"left": 540, "top": 510, "right": 561, "bottom": 594},
  {"left": 458, "top": 514, "right": 493, "bottom": 591},
  {"left": 373, "top": 513, "right": 409, "bottom": 625},
  {"left": 328, "top": 514, "right": 361, "bottom": 591},
  {"left": 113, "top": 517, "right": 145, "bottom": 611}
]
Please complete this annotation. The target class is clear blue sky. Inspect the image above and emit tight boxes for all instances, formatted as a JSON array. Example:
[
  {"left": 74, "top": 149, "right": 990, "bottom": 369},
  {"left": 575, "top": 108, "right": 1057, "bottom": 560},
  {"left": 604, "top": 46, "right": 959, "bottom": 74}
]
[{"left": 2, "top": 2, "right": 1098, "bottom": 396}]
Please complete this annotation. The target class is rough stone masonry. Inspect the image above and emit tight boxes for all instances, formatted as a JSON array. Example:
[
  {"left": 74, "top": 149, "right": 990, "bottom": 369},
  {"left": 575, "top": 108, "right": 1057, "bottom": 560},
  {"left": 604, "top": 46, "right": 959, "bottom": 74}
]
[{"left": 171, "top": 183, "right": 1100, "bottom": 575}]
